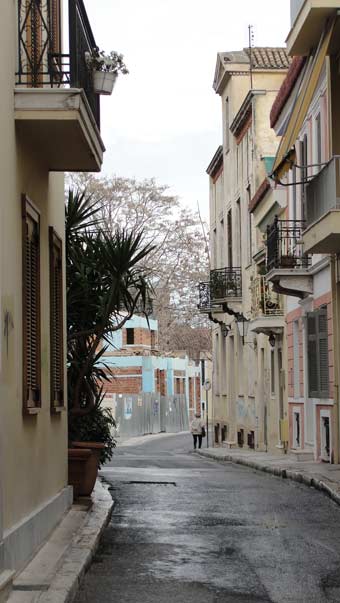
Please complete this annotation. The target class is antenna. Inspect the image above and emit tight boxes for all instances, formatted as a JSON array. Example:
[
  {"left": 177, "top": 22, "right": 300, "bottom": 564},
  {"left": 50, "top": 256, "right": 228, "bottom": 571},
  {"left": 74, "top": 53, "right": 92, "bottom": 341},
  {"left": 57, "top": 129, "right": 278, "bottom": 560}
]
[{"left": 248, "top": 24, "right": 254, "bottom": 89}]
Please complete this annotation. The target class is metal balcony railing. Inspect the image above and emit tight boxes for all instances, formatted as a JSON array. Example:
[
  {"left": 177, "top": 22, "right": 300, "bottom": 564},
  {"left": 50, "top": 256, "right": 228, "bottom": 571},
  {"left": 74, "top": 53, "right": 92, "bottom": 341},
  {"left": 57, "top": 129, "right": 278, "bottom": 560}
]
[
  {"left": 210, "top": 267, "right": 242, "bottom": 299},
  {"left": 198, "top": 268, "right": 242, "bottom": 311},
  {"left": 198, "top": 282, "right": 211, "bottom": 311},
  {"left": 251, "top": 276, "right": 283, "bottom": 317},
  {"left": 306, "top": 156, "right": 340, "bottom": 227},
  {"left": 16, "top": 0, "right": 100, "bottom": 127},
  {"left": 266, "top": 217, "right": 310, "bottom": 272}
]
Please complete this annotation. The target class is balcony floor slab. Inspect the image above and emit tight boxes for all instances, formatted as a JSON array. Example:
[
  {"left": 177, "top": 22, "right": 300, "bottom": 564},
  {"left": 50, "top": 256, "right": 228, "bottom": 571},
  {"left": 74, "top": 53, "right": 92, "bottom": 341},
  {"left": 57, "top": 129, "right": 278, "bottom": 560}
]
[
  {"left": 14, "top": 88, "right": 105, "bottom": 172},
  {"left": 303, "top": 210, "right": 340, "bottom": 254}
]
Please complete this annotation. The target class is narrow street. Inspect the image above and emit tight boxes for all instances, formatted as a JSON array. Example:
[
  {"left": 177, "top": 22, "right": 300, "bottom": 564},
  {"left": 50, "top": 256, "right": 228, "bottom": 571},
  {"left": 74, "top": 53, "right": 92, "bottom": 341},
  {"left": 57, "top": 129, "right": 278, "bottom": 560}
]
[{"left": 74, "top": 433, "right": 340, "bottom": 603}]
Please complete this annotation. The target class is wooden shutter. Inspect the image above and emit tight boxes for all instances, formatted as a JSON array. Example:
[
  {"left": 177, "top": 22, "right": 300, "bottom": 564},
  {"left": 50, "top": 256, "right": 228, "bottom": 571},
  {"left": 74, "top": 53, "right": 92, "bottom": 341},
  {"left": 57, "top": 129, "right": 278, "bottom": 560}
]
[
  {"left": 22, "top": 195, "right": 41, "bottom": 413},
  {"left": 318, "top": 307, "right": 329, "bottom": 398},
  {"left": 49, "top": 227, "right": 64, "bottom": 411},
  {"left": 307, "top": 307, "right": 329, "bottom": 398},
  {"left": 307, "top": 312, "right": 318, "bottom": 397}
]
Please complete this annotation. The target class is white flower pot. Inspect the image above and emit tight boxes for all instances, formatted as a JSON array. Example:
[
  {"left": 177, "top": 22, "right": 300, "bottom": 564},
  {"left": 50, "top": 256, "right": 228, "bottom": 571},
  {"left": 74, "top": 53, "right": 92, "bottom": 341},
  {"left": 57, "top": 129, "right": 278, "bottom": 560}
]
[{"left": 92, "top": 70, "right": 117, "bottom": 95}]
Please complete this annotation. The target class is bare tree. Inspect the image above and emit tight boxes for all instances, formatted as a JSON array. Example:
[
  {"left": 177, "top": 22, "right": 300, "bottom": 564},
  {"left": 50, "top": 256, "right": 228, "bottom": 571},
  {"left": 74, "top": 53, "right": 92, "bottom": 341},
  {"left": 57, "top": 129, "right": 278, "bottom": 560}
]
[{"left": 67, "top": 173, "right": 211, "bottom": 356}]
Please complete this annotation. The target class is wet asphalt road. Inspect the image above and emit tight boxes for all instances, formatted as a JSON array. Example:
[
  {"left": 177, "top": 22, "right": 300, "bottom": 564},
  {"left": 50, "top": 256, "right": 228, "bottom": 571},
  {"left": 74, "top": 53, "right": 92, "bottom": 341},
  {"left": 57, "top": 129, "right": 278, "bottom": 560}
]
[{"left": 74, "top": 433, "right": 340, "bottom": 603}]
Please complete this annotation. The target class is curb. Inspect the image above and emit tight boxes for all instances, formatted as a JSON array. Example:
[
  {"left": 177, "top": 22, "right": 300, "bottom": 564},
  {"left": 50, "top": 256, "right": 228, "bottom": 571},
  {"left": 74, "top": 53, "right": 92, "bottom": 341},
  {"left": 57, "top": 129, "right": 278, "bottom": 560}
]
[
  {"left": 196, "top": 450, "right": 340, "bottom": 507},
  {"left": 39, "top": 479, "right": 113, "bottom": 603}
]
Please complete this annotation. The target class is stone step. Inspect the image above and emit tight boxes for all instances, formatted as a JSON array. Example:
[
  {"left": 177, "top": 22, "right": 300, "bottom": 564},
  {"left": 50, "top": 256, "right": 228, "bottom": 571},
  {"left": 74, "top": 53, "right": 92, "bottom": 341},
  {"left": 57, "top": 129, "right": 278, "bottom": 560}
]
[
  {"left": 289, "top": 449, "right": 314, "bottom": 462},
  {"left": 0, "top": 570, "right": 15, "bottom": 603}
]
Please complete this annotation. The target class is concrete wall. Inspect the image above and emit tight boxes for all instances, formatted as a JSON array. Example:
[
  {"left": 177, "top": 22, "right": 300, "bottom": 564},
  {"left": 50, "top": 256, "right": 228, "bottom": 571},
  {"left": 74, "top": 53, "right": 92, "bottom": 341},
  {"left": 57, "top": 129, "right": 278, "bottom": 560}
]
[{"left": 0, "top": 1, "right": 69, "bottom": 572}]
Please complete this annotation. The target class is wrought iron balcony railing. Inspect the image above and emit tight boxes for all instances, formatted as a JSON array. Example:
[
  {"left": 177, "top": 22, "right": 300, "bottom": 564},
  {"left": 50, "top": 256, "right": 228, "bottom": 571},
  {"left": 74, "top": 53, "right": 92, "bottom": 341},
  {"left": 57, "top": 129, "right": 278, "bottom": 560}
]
[
  {"left": 198, "top": 268, "right": 242, "bottom": 311},
  {"left": 198, "top": 281, "right": 211, "bottom": 311},
  {"left": 266, "top": 217, "right": 310, "bottom": 272},
  {"left": 251, "top": 276, "right": 283, "bottom": 317},
  {"left": 210, "top": 267, "right": 242, "bottom": 299},
  {"left": 16, "top": 0, "right": 100, "bottom": 127},
  {"left": 306, "top": 156, "right": 340, "bottom": 227}
]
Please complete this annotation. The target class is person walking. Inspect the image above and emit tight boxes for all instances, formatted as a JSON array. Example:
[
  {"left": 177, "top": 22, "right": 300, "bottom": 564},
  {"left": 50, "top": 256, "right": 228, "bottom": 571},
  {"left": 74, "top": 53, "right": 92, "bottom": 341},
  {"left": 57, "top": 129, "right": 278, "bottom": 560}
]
[{"left": 190, "top": 412, "right": 205, "bottom": 450}]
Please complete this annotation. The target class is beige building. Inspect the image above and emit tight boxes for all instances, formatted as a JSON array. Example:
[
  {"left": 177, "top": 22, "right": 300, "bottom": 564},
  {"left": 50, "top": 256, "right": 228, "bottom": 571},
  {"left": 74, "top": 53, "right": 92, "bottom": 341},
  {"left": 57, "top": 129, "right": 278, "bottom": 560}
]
[
  {"left": 0, "top": 0, "right": 104, "bottom": 595},
  {"left": 199, "top": 48, "right": 290, "bottom": 452}
]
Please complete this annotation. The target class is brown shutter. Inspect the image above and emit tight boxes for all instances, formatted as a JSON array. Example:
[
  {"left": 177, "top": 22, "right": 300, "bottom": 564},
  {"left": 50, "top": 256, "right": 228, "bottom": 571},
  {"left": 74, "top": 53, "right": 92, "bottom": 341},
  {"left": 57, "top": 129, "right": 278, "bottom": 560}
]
[
  {"left": 49, "top": 227, "right": 64, "bottom": 411},
  {"left": 22, "top": 195, "right": 41, "bottom": 413}
]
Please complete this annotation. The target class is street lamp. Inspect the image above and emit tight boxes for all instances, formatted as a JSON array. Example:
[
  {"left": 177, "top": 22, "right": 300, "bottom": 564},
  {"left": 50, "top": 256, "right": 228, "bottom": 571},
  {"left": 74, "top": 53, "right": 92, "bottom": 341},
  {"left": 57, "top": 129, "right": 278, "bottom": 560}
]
[
  {"left": 236, "top": 315, "right": 249, "bottom": 345},
  {"left": 203, "top": 379, "right": 211, "bottom": 448}
]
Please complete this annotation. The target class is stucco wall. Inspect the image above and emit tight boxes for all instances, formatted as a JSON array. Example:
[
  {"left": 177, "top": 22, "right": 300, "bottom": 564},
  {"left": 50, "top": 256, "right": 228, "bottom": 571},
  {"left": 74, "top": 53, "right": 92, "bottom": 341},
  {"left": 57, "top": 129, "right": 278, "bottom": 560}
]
[{"left": 0, "top": 1, "right": 68, "bottom": 547}]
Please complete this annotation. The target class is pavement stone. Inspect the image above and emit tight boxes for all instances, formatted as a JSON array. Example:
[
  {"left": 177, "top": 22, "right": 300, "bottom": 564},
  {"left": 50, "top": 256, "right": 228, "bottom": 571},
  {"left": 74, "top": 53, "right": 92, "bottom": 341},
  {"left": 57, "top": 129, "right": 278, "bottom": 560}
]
[
  {"left": 7, "top": 479, "right": 113, "bottom": 603},
  {"left": 196, "top": 447, "right": 340, "bottom": 506}
]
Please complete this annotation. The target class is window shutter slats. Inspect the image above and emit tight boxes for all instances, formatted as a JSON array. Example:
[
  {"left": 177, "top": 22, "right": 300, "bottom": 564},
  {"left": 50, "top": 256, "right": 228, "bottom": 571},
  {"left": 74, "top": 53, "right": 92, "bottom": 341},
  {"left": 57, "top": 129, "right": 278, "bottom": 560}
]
[
  {"left": 318, "top": 308, "right": 329, "bottom": 397},
  {"left": 307, "top": 307, "right": 329, "bottom": 399},
  {"left": 22, "top": 195, "right": 41, "bottom": 412},
  {"left": 49, "top": 227, "right": 64, "bottom": 410}
]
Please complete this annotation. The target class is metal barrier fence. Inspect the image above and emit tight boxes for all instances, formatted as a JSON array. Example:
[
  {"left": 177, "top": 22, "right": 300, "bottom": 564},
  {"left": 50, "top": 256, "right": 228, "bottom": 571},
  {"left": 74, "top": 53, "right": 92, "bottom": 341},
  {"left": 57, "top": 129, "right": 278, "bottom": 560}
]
[{"left": 106, "top": 392, "right": 189, "bottom": 438}]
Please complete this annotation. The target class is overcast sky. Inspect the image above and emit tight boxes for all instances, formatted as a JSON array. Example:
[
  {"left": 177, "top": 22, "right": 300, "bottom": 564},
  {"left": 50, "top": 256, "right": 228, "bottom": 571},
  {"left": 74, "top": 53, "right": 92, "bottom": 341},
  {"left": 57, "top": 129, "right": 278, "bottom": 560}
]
[{"left": 83, "top": 0, "right": 290, "bottom": 217}]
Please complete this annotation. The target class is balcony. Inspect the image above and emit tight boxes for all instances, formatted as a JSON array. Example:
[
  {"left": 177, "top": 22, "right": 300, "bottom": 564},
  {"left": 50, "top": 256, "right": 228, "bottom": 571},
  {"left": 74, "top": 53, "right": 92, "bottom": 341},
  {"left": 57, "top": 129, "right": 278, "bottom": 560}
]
[
  {"left": 286, "top": 0, "right": 339, "bottom": 55},
  {"left": 249, "top": 276, "right": 285, "bottom": 335},
  {"left": 303, "top": 156, "right": 340, "bottom": 253},
  {"left": 198, "top": 268, "right": 242, "bottom": 313},
  {"left": 266, "top": 218, "right": 312, "bottom": 298},
  {"left": 14, "top": 0, "right": 105, "bottom": 172}
]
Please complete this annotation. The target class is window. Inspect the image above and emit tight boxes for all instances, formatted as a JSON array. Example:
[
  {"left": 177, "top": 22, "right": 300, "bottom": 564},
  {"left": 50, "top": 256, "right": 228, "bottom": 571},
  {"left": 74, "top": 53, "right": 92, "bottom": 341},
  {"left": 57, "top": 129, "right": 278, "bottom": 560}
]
[
  {"left": 151, "top": 330, "right": 156, "bottom": 348},
  {"left": 49, "top": 227, "right": 64, "bottom": 411},
  {"left": 247, "top": 186, "right": 252, "bottom": 263},
  {"left": 236, "top": 198, "right": 241, "bottom": 266},
  {"left": 22, "top": 195, "right": 41, "bottom": 413},
  {"left": 126, "top": 328, "right": 134, "bottom": 345},
  {"left": 315, "top": 113, "right": 322, "bottom": 166},
  {"left": 270, "top": 349, "right": 275, "bottom": 396},
  {"left": 301, "top": 135, "right": 308, "bottom": 221},
  {"left": 227, "top": 210, "right": 232, "bottom": 268},
  {"left": 307, "top": 306, "right": 329, "bottom": 398},
  {"left": 225, "top": 97, "right": 230, "bottom": 152},
  {"left": 293, "top": 320, "right": 300, "bottom": 398}
]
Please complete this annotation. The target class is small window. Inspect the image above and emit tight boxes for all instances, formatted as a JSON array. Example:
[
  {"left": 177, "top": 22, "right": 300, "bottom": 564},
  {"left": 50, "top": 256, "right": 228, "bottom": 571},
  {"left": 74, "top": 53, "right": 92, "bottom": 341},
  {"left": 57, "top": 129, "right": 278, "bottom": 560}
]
[
  {"left": 49, "top": 227, "right": 64, "bottom": 412},
  {"left": 126, "top": 328, "right": 134, "bottom": 344},
  {"left": 22, "top": 195, "right": 41, "bottom": 413}
]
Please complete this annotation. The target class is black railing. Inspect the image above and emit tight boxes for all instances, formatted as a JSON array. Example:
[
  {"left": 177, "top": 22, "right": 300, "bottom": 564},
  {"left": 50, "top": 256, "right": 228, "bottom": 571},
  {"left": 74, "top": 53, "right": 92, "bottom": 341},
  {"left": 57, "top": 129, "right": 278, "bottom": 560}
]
[
  {"left": 210, "top": 268, "right": 242, "bottom": 299},
  {"left": 198, "top": 282, "right": 211, "bottom": 311},
  {"left": 266, "top": 217, "right": 310, "bottom": 272},
  {"left": 16, "top": 0, "right": 100, "bottom": 127},
  {"left": 198, "top": 268, "right": 242, "bottom": 311}
]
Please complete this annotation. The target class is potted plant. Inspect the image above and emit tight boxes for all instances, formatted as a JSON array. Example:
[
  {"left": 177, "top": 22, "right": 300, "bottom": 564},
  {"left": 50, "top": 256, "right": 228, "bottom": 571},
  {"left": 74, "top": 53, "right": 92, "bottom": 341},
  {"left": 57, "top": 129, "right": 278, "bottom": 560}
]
[
  {"left": 85, "top": 49, "right": 129, "bottom": 95},
  {"left": 66, "top": 190, "right": 154, "bottom": 496}
]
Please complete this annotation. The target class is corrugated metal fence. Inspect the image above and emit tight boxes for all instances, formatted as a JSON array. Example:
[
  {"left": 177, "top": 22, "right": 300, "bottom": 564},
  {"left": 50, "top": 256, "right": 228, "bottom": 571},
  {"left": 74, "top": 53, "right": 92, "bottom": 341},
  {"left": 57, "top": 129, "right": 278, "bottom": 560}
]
[{"left": 110, "top": 393, "right": 189, "bottom": 437}]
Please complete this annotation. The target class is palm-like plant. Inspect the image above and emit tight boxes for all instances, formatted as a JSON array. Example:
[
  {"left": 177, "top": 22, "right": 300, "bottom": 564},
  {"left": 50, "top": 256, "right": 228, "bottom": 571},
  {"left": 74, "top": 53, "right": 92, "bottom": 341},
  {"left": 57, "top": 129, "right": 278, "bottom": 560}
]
[{"left": 66, "top": 190, "right": 154, "bottom": 421}]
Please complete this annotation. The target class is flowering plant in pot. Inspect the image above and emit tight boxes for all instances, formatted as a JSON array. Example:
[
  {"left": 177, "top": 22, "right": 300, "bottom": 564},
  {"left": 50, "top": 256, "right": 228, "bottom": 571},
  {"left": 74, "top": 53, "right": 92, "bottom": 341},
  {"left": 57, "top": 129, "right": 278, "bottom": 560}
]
[{"left": 85, "top": 48, "right": 129, "bottom": 95}]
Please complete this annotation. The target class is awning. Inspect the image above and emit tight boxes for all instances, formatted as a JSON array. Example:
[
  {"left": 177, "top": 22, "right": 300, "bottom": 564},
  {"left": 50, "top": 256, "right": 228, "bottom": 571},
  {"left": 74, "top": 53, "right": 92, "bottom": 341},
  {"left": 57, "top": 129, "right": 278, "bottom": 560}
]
[{"left": 271, "top": 16, "right": 336, "bottom": 183}]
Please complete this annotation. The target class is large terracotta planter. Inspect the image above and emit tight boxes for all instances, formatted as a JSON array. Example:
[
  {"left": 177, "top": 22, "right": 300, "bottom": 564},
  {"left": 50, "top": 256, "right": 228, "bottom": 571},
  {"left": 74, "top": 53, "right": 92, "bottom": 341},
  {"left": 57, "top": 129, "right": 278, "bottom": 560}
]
[{"left": 68, "top": 441, "right": 105, "bottom": 497}]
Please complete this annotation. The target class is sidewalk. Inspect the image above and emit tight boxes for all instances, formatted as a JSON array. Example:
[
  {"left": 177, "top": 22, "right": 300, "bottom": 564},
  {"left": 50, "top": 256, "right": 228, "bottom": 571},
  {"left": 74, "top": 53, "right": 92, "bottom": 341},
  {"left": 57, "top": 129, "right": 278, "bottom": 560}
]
[
  {"left": 7, "top": 480, "right": 113, "bottom": 603},
  {"left": 196, "top": 447, "right": 340, "bottom": 505}
]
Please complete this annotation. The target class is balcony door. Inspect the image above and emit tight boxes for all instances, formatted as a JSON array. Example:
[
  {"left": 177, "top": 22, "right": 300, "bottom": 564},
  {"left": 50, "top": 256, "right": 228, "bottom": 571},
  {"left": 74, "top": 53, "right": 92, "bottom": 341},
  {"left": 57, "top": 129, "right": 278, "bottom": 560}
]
[{"left": 17, "top": 0, "right": 62, "bottom": 86}]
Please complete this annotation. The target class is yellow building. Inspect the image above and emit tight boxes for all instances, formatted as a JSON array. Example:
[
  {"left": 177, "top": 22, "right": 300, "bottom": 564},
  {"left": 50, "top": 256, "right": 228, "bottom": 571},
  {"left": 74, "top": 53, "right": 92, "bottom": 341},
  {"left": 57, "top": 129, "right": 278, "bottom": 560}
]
[
  {"left": 0, "top": 0, "right": 104, "bottom": 595},
  {"left": 199, "top": 48, "right": 290, "bottom": 452}
]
